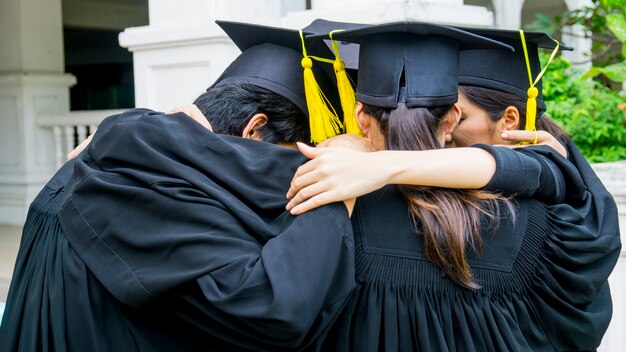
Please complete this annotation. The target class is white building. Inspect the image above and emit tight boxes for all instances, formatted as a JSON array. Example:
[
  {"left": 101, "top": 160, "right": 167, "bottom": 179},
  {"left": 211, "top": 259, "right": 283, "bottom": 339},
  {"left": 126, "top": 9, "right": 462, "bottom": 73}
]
[{"left": 0, "top": 0, "right": 623, "bottom": 350}]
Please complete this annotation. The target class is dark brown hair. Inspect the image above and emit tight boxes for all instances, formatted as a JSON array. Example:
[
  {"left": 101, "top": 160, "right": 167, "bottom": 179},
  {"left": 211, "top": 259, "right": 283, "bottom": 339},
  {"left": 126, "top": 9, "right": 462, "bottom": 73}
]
[
  {"left": 363, "top": 103, "right": 514, "bottom": 289},
  {"left": 459, "top": 85, "right": 569, "bottom": 144}
]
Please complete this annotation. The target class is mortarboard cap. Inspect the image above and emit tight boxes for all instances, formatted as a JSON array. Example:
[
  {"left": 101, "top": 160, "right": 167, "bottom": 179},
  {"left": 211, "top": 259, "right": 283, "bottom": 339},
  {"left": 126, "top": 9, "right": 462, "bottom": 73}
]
[
  {"left": 310, "top": 22, "right": 514, "bottom": 109},
  {"left": 303, "top": 19, "right": 364, "bottom": 71},
  {"left": 213, "top": 20, "right": 340, "bottom": 117},
  {"left": 455, "top": 27, "right": 572, "bottom": 111}
]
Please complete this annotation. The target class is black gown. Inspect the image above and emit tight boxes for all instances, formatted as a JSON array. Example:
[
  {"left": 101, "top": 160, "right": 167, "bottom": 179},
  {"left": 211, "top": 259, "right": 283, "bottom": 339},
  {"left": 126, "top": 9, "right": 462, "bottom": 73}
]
[
  {"left": 0, "top": 109, "right": 355, "bottom": 351},
  {"left": 322, "top": 145, "right": 621, "bottom": 351}
]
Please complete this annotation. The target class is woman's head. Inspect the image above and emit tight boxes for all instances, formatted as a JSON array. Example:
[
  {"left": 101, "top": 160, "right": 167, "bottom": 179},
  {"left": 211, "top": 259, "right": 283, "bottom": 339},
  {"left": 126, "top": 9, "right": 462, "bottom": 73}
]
[
  {"left": 356, "top": 102, "right": 460, "bottom": 151},
  {"left": 451, "top": 85, "right": 525, "bottom": 147},
  {"left": 454, "top": 29, "right": 570, "bottom": 148},
  {"left": 453, "top": 85, "right": 568, "bottom": 148},
  {"left": 356, "top": 100, "right": 509, "bottom": 290}
]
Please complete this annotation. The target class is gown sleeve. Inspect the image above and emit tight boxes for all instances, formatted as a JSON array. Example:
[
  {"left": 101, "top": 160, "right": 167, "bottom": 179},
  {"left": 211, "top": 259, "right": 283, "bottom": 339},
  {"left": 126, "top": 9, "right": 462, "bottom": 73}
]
[
  {"left": 474, "top": 144, "right": 585, "bottom": 204},
  {"left": 527, "top": 142, "right": 621, "bottom": 350},
  {"left": 475, "top": 142, "right": 621, "bottom": 350},
  {"left": 58, "top": 108, "right": 355, "bottom": 349},
  {"left": 522, "top": 194, "right": 621, "bottom": 350}
]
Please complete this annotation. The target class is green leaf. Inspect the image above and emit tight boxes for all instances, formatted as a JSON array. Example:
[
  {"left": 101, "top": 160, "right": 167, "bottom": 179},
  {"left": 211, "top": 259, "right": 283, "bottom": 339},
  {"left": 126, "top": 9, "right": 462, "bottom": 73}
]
[
  {"left": 599, "top": 61, "right": 626, "bottom": 81},
  {"left": 582, "top": 62, "right": 626, "bottom": 82},
  {"left": 606, "top": 14, "right": 626, "bottom": 42},
  {"left": 601, "top": 0, "right": 626, "bottom": 10},
  {"left": 582, "top": 66, "right": 603, "bottom": 80}
]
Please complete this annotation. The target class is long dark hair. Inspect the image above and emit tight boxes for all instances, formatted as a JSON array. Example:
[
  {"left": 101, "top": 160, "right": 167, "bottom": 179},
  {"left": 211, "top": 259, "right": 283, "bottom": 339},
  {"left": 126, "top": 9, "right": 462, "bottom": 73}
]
[
  {"left": 459, "top": 85, "right": 569, "bottom": 144},
  {"left": 363, "top": 103, "right": 513, "bottom": 289}
]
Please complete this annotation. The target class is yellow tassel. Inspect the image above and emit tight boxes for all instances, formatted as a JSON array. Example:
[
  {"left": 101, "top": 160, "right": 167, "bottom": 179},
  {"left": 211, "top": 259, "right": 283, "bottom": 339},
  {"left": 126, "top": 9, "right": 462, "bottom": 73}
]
[
  {"left": 524, "top": 87, "right": 538, "bottom": 145},
  {"left": 333, "top": 59, "right": 360, "bottom": 135},
  {"left": 525, "top": 86, "right": 538, "bottom": 132},
  {"left": 518, "top": 29, "right": 558, "bottom": 146},
  {"left": 329, "top": 31, "right": 360, "bottom": 136},
  {"left": 302, "top": 57, "right": 343, "bottom": 143},
  {"left": 333, "top": 59, "right": 362, "bottom": 136}
]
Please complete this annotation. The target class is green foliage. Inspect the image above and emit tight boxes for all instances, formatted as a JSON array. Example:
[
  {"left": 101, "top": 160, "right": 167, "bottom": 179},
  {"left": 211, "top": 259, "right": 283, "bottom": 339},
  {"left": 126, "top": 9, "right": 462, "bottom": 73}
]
[
  {"left": 526, "top": 0, "right": 626, "bottom": 82},
  {"left": 542, "top": 55, "right": 626, "bottom": 162},
  {"left": 606, "top": 13, "right": 626, "bottom": 43},
  {"left": 583, "top": 61, "right": 626, "bottom": 81}
]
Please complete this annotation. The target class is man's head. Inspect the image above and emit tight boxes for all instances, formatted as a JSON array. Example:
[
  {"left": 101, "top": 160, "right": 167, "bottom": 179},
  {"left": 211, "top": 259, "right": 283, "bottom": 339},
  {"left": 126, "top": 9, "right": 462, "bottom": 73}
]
[
  {"left": 191, "top": 20, "right": 346, "bottom": 146},
  {"left": 193, "top": 83, "right": 309, "bottom": 144}
]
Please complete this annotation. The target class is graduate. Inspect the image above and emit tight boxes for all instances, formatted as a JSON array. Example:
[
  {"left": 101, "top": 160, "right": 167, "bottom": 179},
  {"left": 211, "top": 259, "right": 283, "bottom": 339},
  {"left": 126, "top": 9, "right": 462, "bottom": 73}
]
[
  {"left": 286, "top": 22, "right": 621, "bottom": 350},
  {"left": 454, "top": 28, "right": 620, "bottom": 271},
  {"left": 0, "top": 20, "right": 361, "bottom": 351}
]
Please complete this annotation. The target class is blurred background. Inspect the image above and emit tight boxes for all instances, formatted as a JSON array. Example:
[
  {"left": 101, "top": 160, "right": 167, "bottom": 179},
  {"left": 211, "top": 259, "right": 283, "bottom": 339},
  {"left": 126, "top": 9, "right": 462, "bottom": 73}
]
[{"left": 0, "top": 0, "right": 624, "bottom": 349}]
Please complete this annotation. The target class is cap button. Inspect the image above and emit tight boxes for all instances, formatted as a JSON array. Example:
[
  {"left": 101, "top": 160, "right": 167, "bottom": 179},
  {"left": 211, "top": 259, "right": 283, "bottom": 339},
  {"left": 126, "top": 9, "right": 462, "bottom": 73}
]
[
  {"left": 301, "top": 57, "right": 313, "bottom": 69},
  {"left": 333, "top": 59, "right": 345, "bottom": 73}
]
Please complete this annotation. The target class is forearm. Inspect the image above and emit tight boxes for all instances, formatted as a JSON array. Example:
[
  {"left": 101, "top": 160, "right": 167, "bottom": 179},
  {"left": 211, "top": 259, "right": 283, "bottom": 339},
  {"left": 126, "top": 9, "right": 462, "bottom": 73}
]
[{"left": 379, "top": 147, "right": 496, "bottom": 189}]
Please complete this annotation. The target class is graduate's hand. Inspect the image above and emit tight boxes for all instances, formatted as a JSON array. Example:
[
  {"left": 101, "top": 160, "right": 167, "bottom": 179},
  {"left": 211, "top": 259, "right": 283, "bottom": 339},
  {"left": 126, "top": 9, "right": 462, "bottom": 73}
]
[
  {"left": 68, "top": 133, "right": 94, "bottom": 160},
  {"left": 168, "top": 104, "right": 213, "bottom": 132},
  {"left": 286, "top": 143, "right": 389, "bottom": 216},
  {"left": 499, "top": 129, "right": 567, "bottom": 158},
  {"left": 316, "top": 133, "right": 375, "bottom": 152}
]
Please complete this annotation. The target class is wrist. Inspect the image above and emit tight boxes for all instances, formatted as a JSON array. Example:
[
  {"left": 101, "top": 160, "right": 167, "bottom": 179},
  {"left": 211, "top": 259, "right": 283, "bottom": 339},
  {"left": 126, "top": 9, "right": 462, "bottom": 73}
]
[{"left": 377, "top": 151, "right": 406, "bottom": 185}]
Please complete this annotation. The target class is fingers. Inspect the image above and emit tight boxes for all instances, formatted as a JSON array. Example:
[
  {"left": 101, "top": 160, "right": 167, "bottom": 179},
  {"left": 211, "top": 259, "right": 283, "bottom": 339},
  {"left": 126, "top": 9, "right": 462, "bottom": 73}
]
[
  {"left": 290, "top": 191, "right": 337, "bottom": 215},
  {"left": 501, "top": 129, "right": 567, "bottom": 158},
  {"left": 316, "top": 138, "right": 333, "bottom": 148},
  {"left": 67, "top": 134, "right": 94, "bottom": 160},
  {"left": 296, "top": 142, "right": 327, "bottom": 159},
  {"left": 315, "top": 134, "right": 374, "bottom": 151},
  {"left": 286, "top": 181, "right": 330, "bottom": 212},
  {"left": 501, "top": 130, "right": 556, "bottom": 145},
  {"left": 286, "top": 158, "right": 322, "bottom": 199},
  {"left": 501, "top": 129, "right": 543, "bottom": 143}
]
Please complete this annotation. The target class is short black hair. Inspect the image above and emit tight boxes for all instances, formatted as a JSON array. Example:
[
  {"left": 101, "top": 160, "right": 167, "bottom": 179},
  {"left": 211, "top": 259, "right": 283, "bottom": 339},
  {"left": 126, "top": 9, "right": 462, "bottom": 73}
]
[{"left": 193, "top": 83, "right": 310, "bottom": 144}]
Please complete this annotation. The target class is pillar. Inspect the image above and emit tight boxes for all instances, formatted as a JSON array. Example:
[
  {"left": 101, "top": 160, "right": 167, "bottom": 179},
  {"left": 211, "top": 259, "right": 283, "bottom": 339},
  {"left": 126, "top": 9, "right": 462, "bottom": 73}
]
[
  {"left": 491, "top": 0, "right": 525, "bottom": 29},
  {"left": 283, "top": 0, "right": 493, "bottom": 29},
  {"left": 563, "top": 0, "right": 593, "bottom": 70},
  {"left": 119, "top": 0, "right": 285, "bottom": 112},
  {"left": 0, "top": 0, "right": 76, "bottom": 224}
]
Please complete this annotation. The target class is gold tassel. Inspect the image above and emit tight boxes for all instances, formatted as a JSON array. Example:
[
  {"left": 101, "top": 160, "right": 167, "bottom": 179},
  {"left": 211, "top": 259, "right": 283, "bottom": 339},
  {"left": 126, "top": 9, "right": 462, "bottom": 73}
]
[
  {"left": 299, "top": 30, "right": 342, "bottom": 143},
  {"left": 518, "top": 29, "right": 559, "bottom": 145},
  {"left": 525, "top": 86, "right": 538, "bottom": 132},
  {"left": 301, "top": 56, "right": 343, "bottom": 143},
  {"left": 523, "top": 86, "right": 538, "bottom": 145},
  {"left": 329, "top": 31, "right": 360, "bottom": 136}
]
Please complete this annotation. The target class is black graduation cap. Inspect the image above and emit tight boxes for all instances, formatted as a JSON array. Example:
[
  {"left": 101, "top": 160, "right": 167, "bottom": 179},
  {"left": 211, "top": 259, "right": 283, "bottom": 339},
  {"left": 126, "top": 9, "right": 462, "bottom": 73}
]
[
  {"left": 212, "top": 20, "right": 340, "bottom": 117},
  {"left": 455, "top": 27, "right": 573, "bottom": 111},
  {"left": 303, "top": 19, "right": 365, "bottom": 70},
  {"left": 309, "top": 22, "right": 514, "bottom": 109}
]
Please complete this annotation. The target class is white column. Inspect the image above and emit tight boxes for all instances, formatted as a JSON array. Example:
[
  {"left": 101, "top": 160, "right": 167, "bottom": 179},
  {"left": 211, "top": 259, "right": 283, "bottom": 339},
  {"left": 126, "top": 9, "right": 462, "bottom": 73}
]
[
  {"left": 119, "top": 0, "right": 285, "bottom": 112},
  {"left": 283, "top": 0, "right": 493, "bottom": 29},
  {"left": 0, "top": 0, "right": 75, "bottom": 224},
  {"left": 563, "top": 0, "right": 593, "bottom": 70},
  {"left": 491, "top": 0, "right": 525, "bottom": 29}
]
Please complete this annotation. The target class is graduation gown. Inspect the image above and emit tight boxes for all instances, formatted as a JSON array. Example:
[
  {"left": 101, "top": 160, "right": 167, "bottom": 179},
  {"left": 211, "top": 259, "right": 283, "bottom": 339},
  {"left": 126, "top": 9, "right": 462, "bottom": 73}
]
[
  {"left": 322, "top": 145, "right": 621, "bottom": 352},
  {"left": 0, "top": 109, "right": 355, "bottom": 351}
]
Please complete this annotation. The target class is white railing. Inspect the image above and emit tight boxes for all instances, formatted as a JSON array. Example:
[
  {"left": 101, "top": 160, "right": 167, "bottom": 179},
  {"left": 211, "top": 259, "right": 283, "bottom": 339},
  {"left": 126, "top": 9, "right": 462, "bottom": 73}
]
[{"left": 37, "top": 109, "right": 124, "bottom": 169}]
